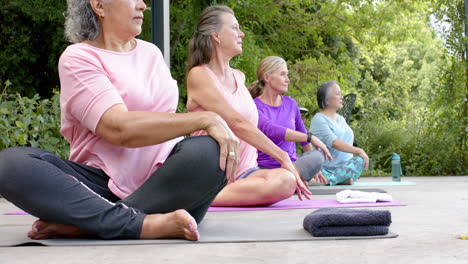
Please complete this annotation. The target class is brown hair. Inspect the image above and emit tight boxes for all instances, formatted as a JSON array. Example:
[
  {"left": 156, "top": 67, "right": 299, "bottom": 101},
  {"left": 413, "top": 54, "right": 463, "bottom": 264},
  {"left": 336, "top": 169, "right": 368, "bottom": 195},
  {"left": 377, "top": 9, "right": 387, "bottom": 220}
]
[
  {"left": 187, "top": 5, "right": 234, "bottom": 71},
  {"left": 248, "top": 56, "right": 287, "bottom": 98}
]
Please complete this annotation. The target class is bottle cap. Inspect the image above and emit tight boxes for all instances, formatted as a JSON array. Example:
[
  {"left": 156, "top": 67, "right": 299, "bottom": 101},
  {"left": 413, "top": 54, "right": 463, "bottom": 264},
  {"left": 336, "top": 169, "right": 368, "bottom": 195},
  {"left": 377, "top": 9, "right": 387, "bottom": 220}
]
[{"left": 391, "top": 153, "right": 400, "bottom": 160}]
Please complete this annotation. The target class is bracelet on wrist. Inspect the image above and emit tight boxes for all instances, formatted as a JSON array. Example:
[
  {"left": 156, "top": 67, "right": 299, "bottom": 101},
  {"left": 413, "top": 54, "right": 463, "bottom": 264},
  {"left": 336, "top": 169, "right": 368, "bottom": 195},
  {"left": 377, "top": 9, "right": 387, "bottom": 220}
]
[{"left": 307, "top": 132, "right": 312, "bottom": 143}]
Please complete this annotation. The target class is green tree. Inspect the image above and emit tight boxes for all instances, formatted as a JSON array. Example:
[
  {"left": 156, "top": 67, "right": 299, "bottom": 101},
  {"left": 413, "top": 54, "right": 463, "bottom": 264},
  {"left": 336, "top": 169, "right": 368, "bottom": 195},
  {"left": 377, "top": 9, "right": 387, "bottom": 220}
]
[{"left": 0, "top": 0, "right": 68, "bottom": 98}]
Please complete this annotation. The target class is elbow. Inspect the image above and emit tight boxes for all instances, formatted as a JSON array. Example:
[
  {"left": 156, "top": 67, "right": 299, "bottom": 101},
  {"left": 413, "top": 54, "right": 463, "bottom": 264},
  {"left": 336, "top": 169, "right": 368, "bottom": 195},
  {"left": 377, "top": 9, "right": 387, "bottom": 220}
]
[
  {"left": 331, "top": 139, "right": 339, "bottom": 149},
  {"left": 114, "top": 121, "right": 144, "bottom": 148},
  {"left": 229, "top": 117, "right": 251, "bottom": 136},
  {"left": 116, "top": 127, "right": 135, "bottom": 147},
  {"left": 98, "top": 121, "right": 135, "bottom": 148}
]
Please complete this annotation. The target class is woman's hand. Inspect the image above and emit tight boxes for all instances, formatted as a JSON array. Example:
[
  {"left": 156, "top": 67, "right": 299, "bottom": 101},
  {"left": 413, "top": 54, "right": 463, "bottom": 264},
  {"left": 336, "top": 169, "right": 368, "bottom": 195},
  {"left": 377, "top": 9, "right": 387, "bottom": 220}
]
[
  {"left": 311, "top": 136, "right": 333, "bottom": 161},
  {"left": 281, "top": 159, "right": 312, "bottom": 201},
  {"left": 312, "top": 171, "right": 328, "bottom": 185},
  {"left": 356, "top": 148, "right": 369, "bottom": 170},
  {"left": 204, "top": 113, "right": 240, "bottom": 183}
]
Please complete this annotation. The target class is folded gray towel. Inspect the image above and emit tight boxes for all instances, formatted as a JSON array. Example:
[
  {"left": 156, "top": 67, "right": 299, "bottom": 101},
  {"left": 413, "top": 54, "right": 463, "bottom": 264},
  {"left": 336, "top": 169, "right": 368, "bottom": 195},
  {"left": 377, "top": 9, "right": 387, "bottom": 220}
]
[
  {"left": 303, "top": 208, "right": 392, "bottom": 237},
  {"left": 306, "top": 224, "right": 390, "bottom": 237}
]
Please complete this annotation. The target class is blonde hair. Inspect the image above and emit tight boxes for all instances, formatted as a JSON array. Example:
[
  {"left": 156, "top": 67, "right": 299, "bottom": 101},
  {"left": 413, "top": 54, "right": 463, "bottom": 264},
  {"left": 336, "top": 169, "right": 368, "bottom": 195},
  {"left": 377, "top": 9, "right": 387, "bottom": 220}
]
[
  {"left": 187, "top": 5, "right": 234, "bottom": 71},
  {"left": 248, "top": 56, "right": 287, "bottom": 98}
]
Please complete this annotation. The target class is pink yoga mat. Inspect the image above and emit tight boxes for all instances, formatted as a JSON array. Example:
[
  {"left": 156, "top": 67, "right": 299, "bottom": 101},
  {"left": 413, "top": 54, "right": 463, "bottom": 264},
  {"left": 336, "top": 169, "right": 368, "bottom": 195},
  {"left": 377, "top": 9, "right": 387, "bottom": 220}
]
[{"left": 208, "top": 199, "right": 405, "bottom": 212}]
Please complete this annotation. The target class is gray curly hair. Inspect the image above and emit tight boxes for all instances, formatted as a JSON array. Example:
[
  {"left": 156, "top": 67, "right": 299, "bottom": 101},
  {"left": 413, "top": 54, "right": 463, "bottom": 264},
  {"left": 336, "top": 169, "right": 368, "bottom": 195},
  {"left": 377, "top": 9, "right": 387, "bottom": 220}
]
[{"left": 64, "top": 0, "right": 110, "bottom": 43}]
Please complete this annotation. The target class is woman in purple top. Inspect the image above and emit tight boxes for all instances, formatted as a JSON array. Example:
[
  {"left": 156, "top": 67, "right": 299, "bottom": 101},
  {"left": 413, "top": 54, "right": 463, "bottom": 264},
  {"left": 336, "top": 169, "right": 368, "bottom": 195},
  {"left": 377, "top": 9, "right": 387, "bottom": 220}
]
[{"left": 249, "top": 56, "right": 332, "bottom": 185}]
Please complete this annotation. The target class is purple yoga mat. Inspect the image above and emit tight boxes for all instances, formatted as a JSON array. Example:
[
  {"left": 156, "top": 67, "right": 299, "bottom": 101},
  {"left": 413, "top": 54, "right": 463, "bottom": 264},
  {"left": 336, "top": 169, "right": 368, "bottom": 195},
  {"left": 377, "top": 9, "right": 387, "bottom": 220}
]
[
  {"left": 4, "top": 211, "right": 28, "bottom": 215},
  {"left": 208, "top": 199, "right": 405, "bottom": 212}
]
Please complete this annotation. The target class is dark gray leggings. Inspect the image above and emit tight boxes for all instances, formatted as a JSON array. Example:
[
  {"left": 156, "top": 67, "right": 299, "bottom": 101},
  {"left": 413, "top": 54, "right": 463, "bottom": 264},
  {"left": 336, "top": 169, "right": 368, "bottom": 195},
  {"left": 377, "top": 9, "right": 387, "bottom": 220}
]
[{"left": 0, "top": 136, "right": 226, "bottom": 239}]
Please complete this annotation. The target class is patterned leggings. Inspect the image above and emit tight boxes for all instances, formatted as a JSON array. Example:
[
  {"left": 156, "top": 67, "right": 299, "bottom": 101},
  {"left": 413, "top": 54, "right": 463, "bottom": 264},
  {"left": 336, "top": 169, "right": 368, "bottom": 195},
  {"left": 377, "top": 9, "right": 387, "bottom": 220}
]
[{"left": 322, "top": 156, "right": 364, "bottom": 185}]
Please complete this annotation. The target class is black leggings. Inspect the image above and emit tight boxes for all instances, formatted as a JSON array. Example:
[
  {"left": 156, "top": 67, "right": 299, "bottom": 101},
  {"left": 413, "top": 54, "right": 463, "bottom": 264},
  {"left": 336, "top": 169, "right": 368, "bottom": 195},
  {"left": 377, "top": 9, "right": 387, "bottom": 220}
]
[{"left": 0, "top": 136, "right": 226, "bottom": 239}]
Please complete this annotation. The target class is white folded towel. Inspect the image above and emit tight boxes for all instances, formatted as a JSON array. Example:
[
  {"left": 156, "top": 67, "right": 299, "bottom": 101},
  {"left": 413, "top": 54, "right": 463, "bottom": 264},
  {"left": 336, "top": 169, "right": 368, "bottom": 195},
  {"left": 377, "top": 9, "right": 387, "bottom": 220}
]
[{"left": 336, "top": 189, "right": 393, "bottom": 204}]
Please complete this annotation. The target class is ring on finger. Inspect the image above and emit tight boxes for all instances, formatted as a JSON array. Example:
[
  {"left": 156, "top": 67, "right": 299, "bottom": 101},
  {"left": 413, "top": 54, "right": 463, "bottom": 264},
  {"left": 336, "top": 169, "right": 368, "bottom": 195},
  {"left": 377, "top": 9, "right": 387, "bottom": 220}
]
[{"left": 228, "top": 151, "right": 236, "bottom": 159}]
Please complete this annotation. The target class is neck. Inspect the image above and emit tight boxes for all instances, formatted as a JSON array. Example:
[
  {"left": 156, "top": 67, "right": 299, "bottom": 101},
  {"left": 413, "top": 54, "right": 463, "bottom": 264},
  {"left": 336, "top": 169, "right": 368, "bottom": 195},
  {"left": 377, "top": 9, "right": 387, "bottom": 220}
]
[
  {"left": 207, "top": 48, "right": 233, "bottom": 79},
  {"left": 320, "top": 108, "right": 338, "bottom": 119},
  {"left": 86, "top": 30, "right": 136, "bottom": 52},
  {"left": 258, "top": 87, "right": 282, "bottom": 106}
]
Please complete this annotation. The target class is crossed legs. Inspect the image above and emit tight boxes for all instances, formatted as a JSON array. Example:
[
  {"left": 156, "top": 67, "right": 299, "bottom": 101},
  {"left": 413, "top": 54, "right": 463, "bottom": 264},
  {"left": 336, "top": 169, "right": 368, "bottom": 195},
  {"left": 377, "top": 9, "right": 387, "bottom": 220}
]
[
  {"left": 0, "top": 136, "right": 226, "bottom": 240},
  {"left": 322, "top": 156, "right": 365, "bottom": 185}
]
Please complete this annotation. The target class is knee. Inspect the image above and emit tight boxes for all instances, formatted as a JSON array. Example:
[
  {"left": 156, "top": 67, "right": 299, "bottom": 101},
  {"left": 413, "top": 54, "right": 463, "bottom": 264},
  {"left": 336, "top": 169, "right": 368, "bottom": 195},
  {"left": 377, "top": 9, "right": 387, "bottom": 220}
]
[
  {"left": 179, "top": 136, "right": 219, "bottom": 164},
  {"left": 309, "top": 150, "right": 324, "bottom": 168},
  {"left": 268, "top": 169, "right": 296, "bottom": 198},
  {"left": 179, "top": 136, "right": 226, "bottom": 181},
  {"left": 0, "top": 147, "right": 23, "bottom": 175},
  {"left": 0, "top": 147, "right": 26, "bottom": 192},
  {"left": 354, "top": 156, "right": 365, "bottom": 169},
  {"left": 295, "top": 150, "right": 324, "bottom": 181}
]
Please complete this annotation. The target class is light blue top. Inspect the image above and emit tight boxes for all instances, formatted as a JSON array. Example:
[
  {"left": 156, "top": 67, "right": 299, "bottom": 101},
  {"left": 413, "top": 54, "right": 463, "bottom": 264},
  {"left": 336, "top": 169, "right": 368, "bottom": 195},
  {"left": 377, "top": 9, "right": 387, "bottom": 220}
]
[{"left": 309, "top": 113, "right": 354, "bottom": 170}]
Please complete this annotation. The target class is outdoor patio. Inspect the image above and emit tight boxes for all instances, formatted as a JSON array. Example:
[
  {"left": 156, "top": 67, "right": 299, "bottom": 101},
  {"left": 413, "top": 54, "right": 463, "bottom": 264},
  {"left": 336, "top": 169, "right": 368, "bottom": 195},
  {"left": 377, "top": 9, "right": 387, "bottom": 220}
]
[{"left": 0, "top": 176, "right": 466, "bottom": 264}]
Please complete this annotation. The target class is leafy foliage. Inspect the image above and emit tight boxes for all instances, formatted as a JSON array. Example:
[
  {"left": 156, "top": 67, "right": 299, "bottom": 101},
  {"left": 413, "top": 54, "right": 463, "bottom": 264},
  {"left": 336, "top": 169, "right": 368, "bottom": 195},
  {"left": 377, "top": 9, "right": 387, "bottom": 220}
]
[
  {"left": 0, "top": 0, "right": 68, "bottom": 98},
  {"left": 0, "top": 0, "right": 466, "bottom": 175},
  {"left": 0, "top": 84, "right": 69, "bottom": 158}
]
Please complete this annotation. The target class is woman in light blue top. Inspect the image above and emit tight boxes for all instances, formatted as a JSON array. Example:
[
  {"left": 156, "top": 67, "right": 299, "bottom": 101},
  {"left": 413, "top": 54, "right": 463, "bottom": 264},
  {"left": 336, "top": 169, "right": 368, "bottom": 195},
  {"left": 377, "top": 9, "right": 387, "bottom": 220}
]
[{"left": 309, "top": 81, "right": 369, "bottom": 185}]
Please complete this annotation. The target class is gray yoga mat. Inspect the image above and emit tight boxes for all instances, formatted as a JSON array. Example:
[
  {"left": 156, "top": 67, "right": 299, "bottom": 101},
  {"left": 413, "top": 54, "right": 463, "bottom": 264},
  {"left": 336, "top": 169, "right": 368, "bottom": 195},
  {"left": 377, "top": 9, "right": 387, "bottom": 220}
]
[
  {"left": 311, "top": 181, "right": 415, "bottom": 188},
  {"left": 0, "top": 216, "right": 398, "bottom": 247},
  {"left": 308, "top": 188, "right": 387, "bottom": 195}
]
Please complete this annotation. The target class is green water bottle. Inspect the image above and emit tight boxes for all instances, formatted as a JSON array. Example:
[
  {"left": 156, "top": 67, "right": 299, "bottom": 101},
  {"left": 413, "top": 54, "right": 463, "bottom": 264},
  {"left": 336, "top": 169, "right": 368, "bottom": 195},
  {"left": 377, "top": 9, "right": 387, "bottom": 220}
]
[{"left": 391, "top": 153, "right": 402, "bottom": 182}]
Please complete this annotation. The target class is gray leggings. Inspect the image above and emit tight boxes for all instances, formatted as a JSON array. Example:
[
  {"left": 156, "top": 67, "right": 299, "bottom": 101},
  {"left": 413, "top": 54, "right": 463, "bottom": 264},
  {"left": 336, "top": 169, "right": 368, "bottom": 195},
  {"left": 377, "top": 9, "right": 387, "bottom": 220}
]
[
  {"left": 294, "top": 150, "right": 324, "bottom": 181},
  {"left": 0, "top": 136, "right": 226, "bottom": 239}
]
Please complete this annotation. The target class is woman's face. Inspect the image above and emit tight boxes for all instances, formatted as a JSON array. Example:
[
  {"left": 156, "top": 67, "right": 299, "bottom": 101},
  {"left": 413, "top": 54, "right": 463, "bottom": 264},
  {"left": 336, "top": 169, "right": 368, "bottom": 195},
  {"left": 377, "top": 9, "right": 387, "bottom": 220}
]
[
  {"left": 265, "top": 63, "right": 289, "bottom": 94},
  {"left": 101, "top": 0, "right": 146, "bottom": 39},
  {"left": 326, "top": 84, "right": 343, "bottom": 110},
  {"left": 216, "top": 13, "right": 245, "bottom": 57}
]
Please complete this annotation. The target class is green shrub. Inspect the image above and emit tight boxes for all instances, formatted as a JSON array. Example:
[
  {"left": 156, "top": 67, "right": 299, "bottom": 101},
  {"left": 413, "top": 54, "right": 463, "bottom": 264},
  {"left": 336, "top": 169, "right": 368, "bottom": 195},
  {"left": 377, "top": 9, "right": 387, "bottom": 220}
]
[{"left": 0, "top": 84, "right": 69, "bottom": 158}]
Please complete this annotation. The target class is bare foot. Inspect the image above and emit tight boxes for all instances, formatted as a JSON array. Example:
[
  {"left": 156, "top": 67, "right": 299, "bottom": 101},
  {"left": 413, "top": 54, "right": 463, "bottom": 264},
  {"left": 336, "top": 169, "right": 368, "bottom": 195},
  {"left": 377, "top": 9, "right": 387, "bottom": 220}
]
[
  {"left": 140, "top": 209, "right": 199, "bottom": 241},
  {"left": 28, "top": 219, "right": 89, "bottom": 240},
  {"left": 309, "top": 179, "right": 326, "bottom": 186},
  {"left": 337, "top": 178, "right": 354, "bottom": 185}
]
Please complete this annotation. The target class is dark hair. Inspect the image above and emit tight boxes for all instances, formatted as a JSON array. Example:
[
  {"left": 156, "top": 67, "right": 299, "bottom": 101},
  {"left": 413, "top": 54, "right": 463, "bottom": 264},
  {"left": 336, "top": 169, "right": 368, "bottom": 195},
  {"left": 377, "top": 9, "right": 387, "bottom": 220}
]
[
  {"left": 317, "top": 80, "right": 337, "bottom": 109},
  {"left": 187, "top": 5, "right": 234, "bottom": 71}
]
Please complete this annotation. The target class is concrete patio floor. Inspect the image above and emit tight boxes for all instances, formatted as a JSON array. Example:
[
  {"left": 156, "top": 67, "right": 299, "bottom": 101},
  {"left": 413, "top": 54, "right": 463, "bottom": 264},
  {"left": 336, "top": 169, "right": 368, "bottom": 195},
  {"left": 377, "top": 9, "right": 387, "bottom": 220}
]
[{"left": 0, "top": 176, "right": 467, "bottom": 264}]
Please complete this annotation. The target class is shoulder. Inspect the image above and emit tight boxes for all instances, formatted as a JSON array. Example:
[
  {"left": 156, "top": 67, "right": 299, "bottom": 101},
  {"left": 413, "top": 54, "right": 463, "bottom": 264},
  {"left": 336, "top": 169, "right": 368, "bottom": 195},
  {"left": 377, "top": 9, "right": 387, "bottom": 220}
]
[
  {"left": 187, "top": 65, "right": 216, "bottom": 90},
  {"left": 282, "top": 96, "right": 299, "bottom": 107},
  {"left": 135, "top": 39, "right": 161, "bottom": 55},
  {"left": 134, "top": 39, "right": 167, "bottom": 67},
  {"left": 232, "top": 68, "right": 246, "bottom": 83},
  {"left": 337, "top": 114, "right": 347, "bottom": 124},
  {"left": 135, "top": 39, "right": 158, "bottom": 51},
  {"left": 311, "top": 113, "right": 327, "bottom": 123},
  {"left": 60, "top": 43, "right": 92, "bottom": 60},
  {"left": 253, "top": 97, "right": 265, "bottom": 107},
  {"left": 188, "top": 65, "right": 211, "bottom": 80},
  {"left": 59, "top": 43, "right": 101, "bottom": 69}
]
